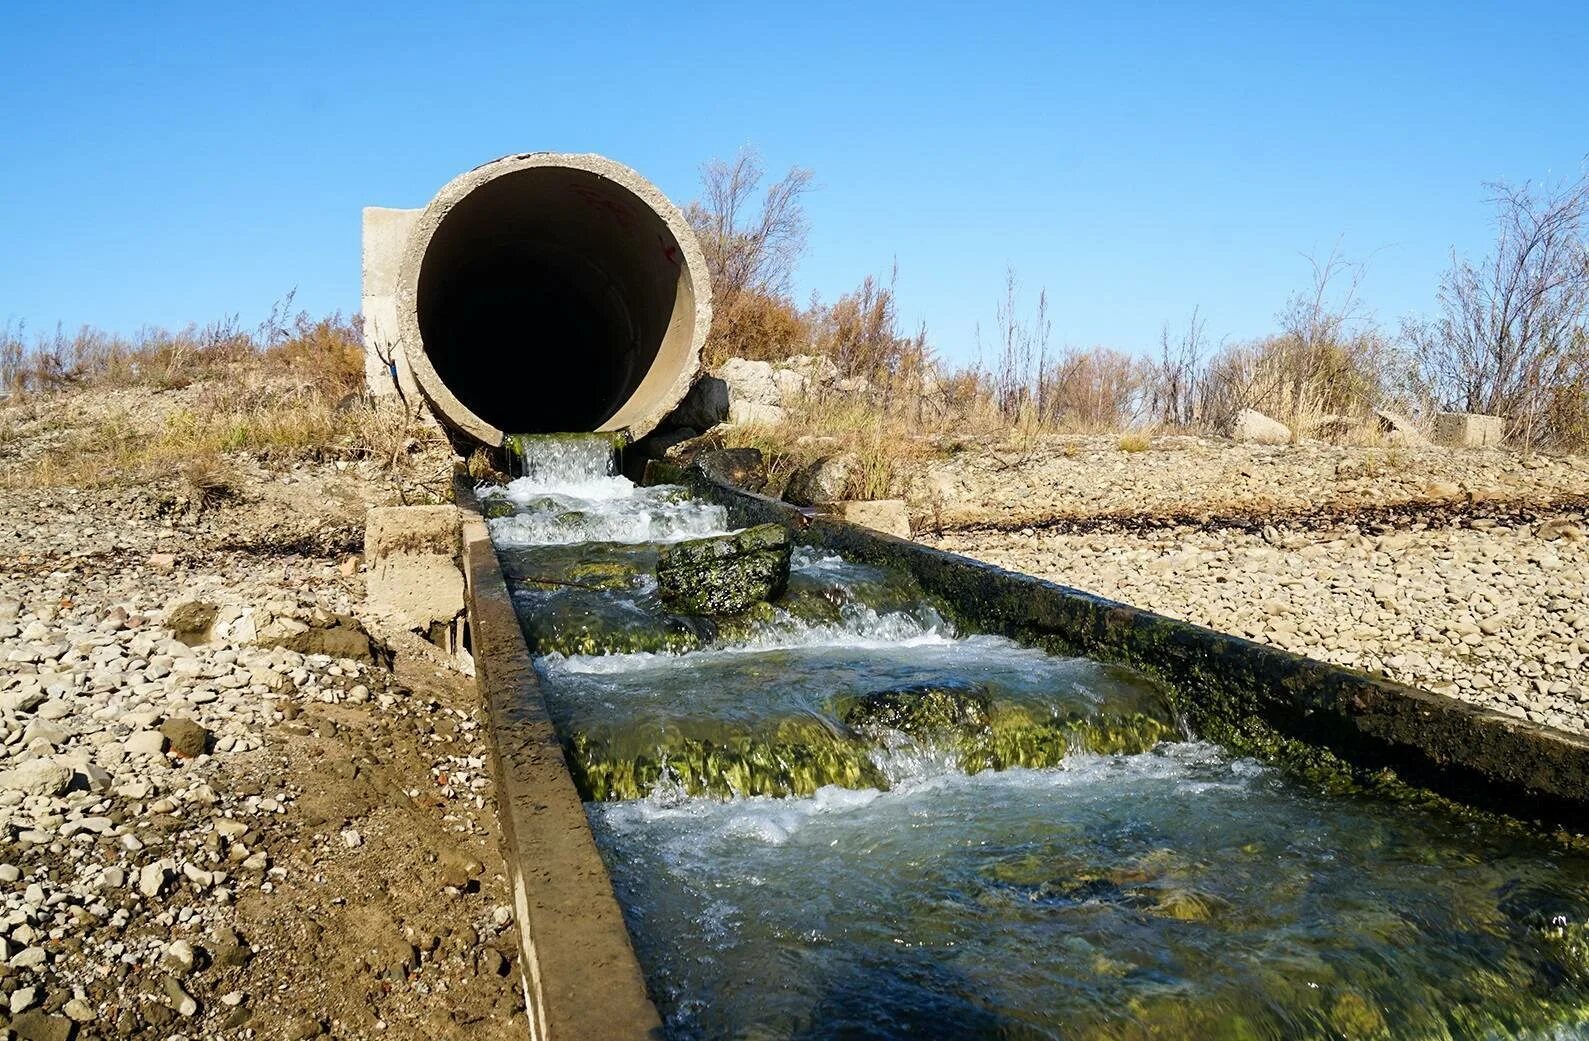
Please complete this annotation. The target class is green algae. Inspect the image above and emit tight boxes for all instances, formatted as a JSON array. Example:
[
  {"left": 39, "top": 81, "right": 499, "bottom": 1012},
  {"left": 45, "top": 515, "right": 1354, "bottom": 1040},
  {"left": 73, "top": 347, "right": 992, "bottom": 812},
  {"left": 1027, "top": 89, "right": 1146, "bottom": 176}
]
[
  {"left": 565, "top": 717, "right": 887, "bottom": 802},
  {"left": 656, "top": 523, "right": 792, "bottom": 615}
]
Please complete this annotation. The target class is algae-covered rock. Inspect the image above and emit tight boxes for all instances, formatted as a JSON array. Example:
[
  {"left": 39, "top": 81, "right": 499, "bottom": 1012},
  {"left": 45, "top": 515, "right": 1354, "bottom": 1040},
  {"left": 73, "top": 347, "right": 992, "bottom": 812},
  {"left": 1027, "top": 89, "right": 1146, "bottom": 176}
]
[
  {"left": 840, "top": 683, "right": 993, "bottom": 737},
  {"left": 566, "top": 717, "right": 886, "bottom": 801},
  {"left": 656, "top": 524, "right": 792, "bottom": 615},
  {"left": 515, "top": 589, "right": 712, "bottom": 657},
  {"left": 481, "top": 498, "right": 517, "bottom": 520},
  {"left": 499, "top": 542, "right": 660, "bottom": 593}
]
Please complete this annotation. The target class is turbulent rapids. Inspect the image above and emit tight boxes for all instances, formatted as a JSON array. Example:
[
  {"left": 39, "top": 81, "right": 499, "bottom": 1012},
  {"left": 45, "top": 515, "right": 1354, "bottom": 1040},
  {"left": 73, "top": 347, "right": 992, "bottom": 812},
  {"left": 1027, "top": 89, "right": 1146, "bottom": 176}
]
[{"left": 482, "top": 435, "right": 1589, "bottom": 1041}]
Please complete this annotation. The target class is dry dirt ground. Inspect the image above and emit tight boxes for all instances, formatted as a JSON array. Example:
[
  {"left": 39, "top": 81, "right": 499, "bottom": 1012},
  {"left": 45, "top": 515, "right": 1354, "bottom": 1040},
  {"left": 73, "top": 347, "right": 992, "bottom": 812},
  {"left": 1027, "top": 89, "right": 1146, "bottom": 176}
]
[
  {"left": 0, "top": 384, "right": 526, "bottom": 1040},
  {"left": 917, "top": 435, "right": 1589, "bottom": 732}
]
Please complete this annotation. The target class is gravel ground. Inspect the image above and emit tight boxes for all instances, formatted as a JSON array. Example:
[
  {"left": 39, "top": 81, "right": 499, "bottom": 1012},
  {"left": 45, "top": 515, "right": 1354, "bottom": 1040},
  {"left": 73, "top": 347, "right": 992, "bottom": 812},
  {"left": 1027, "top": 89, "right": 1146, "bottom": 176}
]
[
  {"left": 928, "top": 514, "right": 1589, "bottom": 732},
  {"left": 908, "top": 434, "right": 1589, "bottom": 528},
  {"left": 0, "top": 386, "right": 524, "bottom": 1040}
]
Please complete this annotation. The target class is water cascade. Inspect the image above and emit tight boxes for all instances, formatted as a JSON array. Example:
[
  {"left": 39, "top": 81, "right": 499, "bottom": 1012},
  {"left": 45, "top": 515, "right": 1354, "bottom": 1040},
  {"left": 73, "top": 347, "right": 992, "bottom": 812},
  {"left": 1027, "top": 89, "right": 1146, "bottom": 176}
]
[{"left": 481, "top": 435, "right": 1589, "bottom": 1040}]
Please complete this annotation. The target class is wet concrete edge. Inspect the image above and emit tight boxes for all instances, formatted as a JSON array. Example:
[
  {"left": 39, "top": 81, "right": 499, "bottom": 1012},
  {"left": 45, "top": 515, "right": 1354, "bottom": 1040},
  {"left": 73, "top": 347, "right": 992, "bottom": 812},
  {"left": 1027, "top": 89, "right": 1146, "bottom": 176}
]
[
  {"left": 456, "top": 481, "right": 664, "bottom": 1040},
  {"left": 661, "top": 456, "right": 1589, "bottom": 833}
]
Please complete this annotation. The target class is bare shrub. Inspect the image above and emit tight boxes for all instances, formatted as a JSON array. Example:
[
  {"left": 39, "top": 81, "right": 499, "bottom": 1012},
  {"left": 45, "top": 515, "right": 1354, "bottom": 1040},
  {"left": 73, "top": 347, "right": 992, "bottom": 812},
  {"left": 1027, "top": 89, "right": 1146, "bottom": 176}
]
[
  {"left": 1200, "top": 248, "right": 1393, "bottom": 435},
  {"left": 1041, "top": 347, "right": 1146, "bottom": 431},
  {"left": 1147, "top": 309, "right": 1207, "bottom": 428},
  {"left": 1405, "top": 168, "right": 1589, "bottom": 449},
  {"left": 684, "top": 149, "right": 815, "bottom": 366}
]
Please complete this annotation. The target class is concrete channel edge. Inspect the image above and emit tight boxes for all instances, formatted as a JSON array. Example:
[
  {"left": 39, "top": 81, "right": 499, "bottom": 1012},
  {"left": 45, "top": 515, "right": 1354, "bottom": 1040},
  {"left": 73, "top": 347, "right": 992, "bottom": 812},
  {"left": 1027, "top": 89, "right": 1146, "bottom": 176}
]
[
  {"left": 456, "top": 489, "right": 664, "bottom": 1041},
  {"left": 661, "top": 453, "right": 1589, "bottom": 833}
]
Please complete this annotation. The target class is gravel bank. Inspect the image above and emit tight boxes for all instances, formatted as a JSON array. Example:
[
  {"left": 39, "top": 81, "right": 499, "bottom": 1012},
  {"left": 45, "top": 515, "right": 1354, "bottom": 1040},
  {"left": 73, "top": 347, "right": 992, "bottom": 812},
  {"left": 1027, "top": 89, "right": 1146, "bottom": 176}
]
[
  {"left": 928, "top": 515, "right": 1589, "bottom": 732},
  {"left": 0, "top": 386, "right": 525, "bottom": 1039}
]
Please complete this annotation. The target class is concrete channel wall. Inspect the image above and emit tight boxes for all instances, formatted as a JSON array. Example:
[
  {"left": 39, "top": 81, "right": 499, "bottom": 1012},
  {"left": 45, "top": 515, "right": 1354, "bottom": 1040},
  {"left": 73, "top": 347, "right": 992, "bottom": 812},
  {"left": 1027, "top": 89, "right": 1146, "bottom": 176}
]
[
  {"left": 663, "top": 455, "right": 1589, "bottom": 833},
  {"left": 456, "top": 493, "right": 663, "bottom": 1040}
]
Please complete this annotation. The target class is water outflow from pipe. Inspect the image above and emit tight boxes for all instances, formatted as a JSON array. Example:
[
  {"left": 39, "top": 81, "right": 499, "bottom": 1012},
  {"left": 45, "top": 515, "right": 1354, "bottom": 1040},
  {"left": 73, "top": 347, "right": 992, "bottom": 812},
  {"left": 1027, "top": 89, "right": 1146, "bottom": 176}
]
[
  {"left": 482, "top": 439, "right": 1589, "bottom": 1041},
  {"left": 395, "top": 154, "right": 711, "bottom": 446}
]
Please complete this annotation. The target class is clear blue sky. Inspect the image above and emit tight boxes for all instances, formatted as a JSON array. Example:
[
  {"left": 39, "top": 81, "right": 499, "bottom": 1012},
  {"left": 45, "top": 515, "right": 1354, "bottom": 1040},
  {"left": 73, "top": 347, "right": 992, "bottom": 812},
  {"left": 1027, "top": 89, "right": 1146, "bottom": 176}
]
[{"left": 3, "top": 1, "right": 1586, "bottom": 365}]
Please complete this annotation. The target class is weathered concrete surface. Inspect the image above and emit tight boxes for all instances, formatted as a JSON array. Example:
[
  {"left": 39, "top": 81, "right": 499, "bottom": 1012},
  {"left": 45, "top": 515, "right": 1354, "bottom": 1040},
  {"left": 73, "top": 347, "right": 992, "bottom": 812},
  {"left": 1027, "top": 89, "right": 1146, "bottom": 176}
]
[
  {"left": 670, "top": 453, "right": 1589, "bottom": 832},
  {"left": 365, "top": 506, "right": 465, "bottom": 645},
  {"left": 834, "top": 499, "right": 911, "bottom": 539},
  {"left": 361, "top": 207, "right": 423, "bottom": 400},
  {"left": 458, "top": 487, "right": 663, "bottom": 1040},
  {"left": 386, "top": 152, "right": 712, "bottom": 447},
  {"left": 1435, "top": 411, "right": 1506, "bottom": 448}
]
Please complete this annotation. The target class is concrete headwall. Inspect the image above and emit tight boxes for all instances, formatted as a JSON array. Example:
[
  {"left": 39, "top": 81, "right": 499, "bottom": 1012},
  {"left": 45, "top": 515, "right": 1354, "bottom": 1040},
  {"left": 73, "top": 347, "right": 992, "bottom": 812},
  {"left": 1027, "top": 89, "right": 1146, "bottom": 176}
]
[{"left": 361, "top": 206, "right": 422, "bottom": 399}]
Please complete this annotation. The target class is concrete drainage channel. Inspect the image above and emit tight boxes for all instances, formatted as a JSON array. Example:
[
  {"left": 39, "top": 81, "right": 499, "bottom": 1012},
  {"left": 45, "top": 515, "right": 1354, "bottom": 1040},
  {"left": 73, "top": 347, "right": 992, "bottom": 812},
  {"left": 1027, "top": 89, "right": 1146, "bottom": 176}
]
[{"left": 361, "top": 153, "right": 1589, "bottom": 1038}]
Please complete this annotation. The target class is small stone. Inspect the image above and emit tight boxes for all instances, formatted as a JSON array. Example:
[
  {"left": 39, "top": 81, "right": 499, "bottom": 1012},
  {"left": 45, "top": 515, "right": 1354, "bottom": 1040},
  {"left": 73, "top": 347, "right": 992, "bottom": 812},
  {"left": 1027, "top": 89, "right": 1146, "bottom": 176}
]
[
  {"left": 138, "top": 861, "right": 169, "bottom": 898},
  {"left": 9, "top": 1009, "right": 74, "bottom": 1041},
  {"left": 10, "top": 946, "right": 47, "bottom": 969},
  {"left": 161, "top": 939, "right": 196, "bottom": 975},
  {"left": 163, "top": 975, "right": 198, "bottom": 1017},
  {"left": 10, "top": 984, "right": 40, "bottom": 1014},
  {"left": 158, "top": 717, "right": 210, "bottom": 758}
]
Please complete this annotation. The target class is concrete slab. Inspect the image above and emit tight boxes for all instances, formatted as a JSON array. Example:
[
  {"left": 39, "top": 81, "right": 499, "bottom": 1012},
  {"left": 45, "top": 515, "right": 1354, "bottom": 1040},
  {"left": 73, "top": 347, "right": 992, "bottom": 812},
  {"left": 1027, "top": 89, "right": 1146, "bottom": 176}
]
[
  {"left": 1434, "top": 412, "right": 1505, "bottom": 448},
  {"left": 365, "top": 506, "right": 465, "bottom": 642},
  {"left": 834, "top": 499, "right": 912, "bottom": 539}
]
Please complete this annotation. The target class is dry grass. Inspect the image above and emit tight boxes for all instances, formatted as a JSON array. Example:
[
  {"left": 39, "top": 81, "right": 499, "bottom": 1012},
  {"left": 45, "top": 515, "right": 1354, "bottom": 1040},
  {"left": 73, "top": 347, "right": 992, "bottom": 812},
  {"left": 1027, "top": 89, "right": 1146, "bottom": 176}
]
[
  {"left": 1118, "top": 430, "right": 1153, "bottom": 453},
  {"left": 0, "top": 302, "right": 442, "bottom": 491}
]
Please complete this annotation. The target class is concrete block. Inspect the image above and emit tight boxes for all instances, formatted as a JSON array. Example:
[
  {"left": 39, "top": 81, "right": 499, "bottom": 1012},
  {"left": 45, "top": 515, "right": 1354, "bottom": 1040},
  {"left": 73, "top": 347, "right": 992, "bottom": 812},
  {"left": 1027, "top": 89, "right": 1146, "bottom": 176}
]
[
  {"left": 361, "top": 207, "right": 422, "bottom": 399},
  {"left": 365, "top": 506, "right": 465, "bottom": 637},
  {"left": 835, "top": 499, "right": 912, "bottom": 539},
  {"left": 1433, "top": 412, "right": 1505, "bottom": 448}
]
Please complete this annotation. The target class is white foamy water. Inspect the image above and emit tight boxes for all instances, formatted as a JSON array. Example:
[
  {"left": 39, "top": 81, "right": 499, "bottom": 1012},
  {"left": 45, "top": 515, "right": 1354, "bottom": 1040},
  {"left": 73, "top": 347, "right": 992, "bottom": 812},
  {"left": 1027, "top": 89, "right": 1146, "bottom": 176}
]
[{"left": 481, "top": 436, "right": 731, "bottom": 546}]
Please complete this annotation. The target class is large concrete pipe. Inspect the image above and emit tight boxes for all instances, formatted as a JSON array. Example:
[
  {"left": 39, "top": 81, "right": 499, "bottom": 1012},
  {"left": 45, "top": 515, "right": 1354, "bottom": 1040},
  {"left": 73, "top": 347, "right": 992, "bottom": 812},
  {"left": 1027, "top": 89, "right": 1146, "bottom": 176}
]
[{"left": 362, "top": 153, "right": 711, "bottom": 446}]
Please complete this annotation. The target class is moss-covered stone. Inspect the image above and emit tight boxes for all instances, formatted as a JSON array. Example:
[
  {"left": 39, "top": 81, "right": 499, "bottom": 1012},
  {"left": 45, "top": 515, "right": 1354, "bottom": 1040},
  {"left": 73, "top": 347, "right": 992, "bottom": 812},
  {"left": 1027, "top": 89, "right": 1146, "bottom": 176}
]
[
  {"left": 840, "top": 683, "right": 993, "bottom": 736},
  {"left": 481, "top": 498, "right": 517, "bottom": 519},
  {"left": 566, "top": 718, "right": 886, "bottom": 801},
  {"left": 656, "top": 524, "right": 792, "bottom": 615},
  {"left": 514, "top": 588, "right": 712, "bottom": 657}
]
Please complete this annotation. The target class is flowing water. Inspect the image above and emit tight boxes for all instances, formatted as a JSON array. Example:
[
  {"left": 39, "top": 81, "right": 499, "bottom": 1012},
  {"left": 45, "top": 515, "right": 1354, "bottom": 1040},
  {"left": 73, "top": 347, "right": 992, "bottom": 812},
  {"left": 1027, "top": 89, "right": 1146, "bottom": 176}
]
[{"left": 484, "top": 437, "right": 1589, "bottom": 1041}]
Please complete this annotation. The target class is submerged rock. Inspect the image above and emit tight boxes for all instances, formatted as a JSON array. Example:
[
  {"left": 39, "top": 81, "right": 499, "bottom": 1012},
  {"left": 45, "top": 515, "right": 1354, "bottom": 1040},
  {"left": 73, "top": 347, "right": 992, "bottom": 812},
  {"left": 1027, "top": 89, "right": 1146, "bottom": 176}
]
[
  {"left": 515, "top": 588, "right": 711, "bottom": 657},
  {"left": 656, "top": 524, "right": 792, "bottom": 615},
  {"left": 841, "top": 683, "right": 993, "bottom": 737},
  {"left": 566, "top": 717, "right": 885, "bottom": 801}
]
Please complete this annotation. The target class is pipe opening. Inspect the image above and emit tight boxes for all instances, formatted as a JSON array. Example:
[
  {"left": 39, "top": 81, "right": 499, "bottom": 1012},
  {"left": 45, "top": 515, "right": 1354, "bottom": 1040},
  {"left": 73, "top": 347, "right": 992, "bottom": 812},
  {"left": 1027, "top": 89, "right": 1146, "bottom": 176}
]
[{"left": 414, "top": 164, "right": 698, "bottom": 435}]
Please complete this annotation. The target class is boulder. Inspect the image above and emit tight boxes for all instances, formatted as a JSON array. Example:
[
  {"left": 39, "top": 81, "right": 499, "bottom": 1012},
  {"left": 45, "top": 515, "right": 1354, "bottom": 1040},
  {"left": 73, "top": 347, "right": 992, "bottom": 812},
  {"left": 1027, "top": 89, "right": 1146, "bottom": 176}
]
[
  {"left": 159, "top": 717, "right": 210, "bottom": 758},
  {"left": 1433, "top": 411, "right": 1505, "bottom": 448},
  {"left": 656, "top": 524, "right": 793, "bottom": 615},
  {"left": 841, "top": 683, "right": 992, "bottom": 738},
  {"left": 698, "top": 448, "right": 767, "bottom": 491},
  {"left": 783, "top": 455, "right": 856, "bottom": 506},
  {"left": 669, "top": 375, "right": 729, "bottom": 430},
  {"left": 716, "top": 358, "right": 785, "bottom": 426},
  {"left": 0, "top": 759, "right": 72, "bottom": 797},
  {"left": 1227, "top": 409, "right": 1291, "bottom": 445}
]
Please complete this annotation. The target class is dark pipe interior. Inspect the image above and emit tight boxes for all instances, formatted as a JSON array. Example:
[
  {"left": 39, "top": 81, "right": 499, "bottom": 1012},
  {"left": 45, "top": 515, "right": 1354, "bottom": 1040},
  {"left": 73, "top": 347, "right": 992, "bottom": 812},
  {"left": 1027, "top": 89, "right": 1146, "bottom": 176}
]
[{"left": 417, "top": 167, "right": 685, "bottom": 433}]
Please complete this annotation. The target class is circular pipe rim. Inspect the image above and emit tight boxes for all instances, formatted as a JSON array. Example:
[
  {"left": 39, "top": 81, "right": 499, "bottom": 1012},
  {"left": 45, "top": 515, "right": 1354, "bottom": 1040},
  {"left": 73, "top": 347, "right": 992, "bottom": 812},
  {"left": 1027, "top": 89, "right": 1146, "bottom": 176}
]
[{"left": 394, "top": 152, "right": 712, "bottom": 448}]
